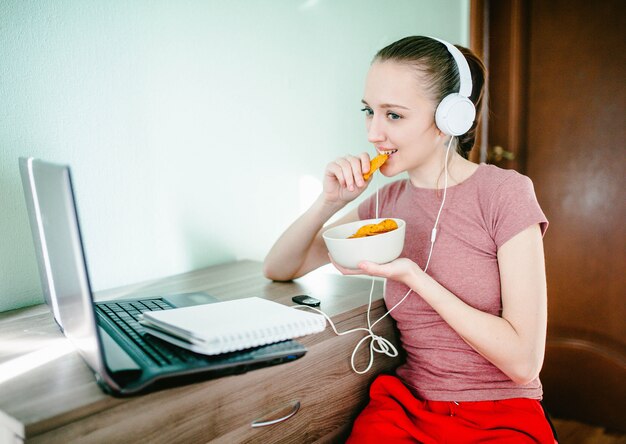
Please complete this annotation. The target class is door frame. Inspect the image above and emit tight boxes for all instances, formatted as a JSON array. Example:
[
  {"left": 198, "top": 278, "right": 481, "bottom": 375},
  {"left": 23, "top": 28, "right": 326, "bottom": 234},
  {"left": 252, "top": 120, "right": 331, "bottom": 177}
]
[{"left": 469, "top": 0, "right": 528, "bottom": 172}]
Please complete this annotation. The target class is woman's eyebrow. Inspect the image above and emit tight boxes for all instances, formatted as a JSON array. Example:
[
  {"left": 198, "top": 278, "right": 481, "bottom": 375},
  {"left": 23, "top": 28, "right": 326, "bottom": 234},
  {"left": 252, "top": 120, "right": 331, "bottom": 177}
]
[{"left": 361, "top": 99, "right": 410, "bottom": 110}]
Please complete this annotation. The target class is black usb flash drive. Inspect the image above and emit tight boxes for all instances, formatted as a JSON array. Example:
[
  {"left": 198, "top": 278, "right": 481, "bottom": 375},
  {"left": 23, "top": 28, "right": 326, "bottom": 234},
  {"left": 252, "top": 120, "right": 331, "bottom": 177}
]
[{"left": 292, "top": 295, "right": 321, "bottom": 307}]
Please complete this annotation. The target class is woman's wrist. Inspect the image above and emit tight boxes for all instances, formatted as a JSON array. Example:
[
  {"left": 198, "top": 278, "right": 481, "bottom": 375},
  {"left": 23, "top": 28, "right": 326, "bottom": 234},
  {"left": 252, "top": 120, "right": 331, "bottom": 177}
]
[
  {"left": 312, "top": 193, "right": 347, "bottom": 220},
  {"left": 407, "top": 262, "right": 430, "bottom": 292}
]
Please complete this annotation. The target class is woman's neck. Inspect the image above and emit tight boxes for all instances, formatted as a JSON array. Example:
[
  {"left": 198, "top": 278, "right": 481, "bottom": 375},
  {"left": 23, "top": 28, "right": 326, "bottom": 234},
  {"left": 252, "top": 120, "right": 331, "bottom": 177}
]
[{"left": 408, "top": 152, "right": 477, "bottom": 189}]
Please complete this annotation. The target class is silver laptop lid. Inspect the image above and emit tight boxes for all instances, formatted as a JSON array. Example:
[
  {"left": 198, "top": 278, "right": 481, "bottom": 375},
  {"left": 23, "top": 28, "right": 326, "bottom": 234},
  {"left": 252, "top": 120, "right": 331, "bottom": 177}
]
[
  {"left": 19, "top": 157, "right": 61, "bottom": 325},
  {"left": 18, "top": 157, "right": 115, "bottom": 388}
]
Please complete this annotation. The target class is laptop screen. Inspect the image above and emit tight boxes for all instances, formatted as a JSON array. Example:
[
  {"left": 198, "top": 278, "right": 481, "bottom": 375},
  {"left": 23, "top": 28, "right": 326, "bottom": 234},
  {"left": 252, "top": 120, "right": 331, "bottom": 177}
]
[{"left": 19, "top": 158, "right": 109, "bottom": 379}]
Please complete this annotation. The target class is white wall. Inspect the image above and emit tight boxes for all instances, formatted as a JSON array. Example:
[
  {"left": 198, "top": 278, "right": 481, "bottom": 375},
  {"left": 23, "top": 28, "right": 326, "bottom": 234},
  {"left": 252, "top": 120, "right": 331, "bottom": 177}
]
[{"left": 0, "top": 0, "right": 469, "bottom": 312}]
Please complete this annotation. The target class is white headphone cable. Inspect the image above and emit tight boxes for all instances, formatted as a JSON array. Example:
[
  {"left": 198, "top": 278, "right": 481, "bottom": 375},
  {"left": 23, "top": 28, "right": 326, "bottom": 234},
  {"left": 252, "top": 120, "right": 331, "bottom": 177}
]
[{"left": 367, "top": 136, "right": 453, "bottom": 329}]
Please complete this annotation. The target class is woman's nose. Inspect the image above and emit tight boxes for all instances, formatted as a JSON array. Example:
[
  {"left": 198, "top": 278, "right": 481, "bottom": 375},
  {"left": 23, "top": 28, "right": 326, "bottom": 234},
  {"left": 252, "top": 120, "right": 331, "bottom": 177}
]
[{"left": 367, "top": 117, "right": 385, "bottom": 143}]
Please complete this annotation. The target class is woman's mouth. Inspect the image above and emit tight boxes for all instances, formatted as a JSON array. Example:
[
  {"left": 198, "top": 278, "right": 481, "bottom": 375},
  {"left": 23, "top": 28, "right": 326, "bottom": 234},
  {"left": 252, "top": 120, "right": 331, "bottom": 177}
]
[{"left": 377, "top": 148, "right": 398, "bottom": 156}]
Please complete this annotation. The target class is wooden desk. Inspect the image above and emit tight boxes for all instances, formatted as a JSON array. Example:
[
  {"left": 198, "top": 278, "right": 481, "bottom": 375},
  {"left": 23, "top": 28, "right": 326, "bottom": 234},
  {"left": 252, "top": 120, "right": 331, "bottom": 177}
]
[{"left": 0, "top": 261, "right": 401, "bottom": 443}]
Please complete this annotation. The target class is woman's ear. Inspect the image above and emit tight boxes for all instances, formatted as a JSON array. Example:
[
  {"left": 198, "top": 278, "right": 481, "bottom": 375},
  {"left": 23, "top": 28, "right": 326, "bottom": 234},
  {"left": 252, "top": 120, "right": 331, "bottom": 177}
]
[
  {"left": 435, "top": 127, "right": 447, "bottom": 140},
  {"left": 433, "top": 121, "right": 447, "bottom": 139}
]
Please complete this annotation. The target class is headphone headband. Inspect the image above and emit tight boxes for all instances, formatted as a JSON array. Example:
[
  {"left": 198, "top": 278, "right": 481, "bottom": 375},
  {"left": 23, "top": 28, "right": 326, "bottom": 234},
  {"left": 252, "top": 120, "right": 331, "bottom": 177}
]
[{"left": 429, "top": 37, "right": 473, "bottom": 98}]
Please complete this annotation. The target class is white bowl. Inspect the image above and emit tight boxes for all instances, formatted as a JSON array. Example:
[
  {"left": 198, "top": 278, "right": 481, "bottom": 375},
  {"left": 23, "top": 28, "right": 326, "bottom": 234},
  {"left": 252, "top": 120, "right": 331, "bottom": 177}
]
[{"left": 322, "top": 218, "right": 406, "bottom": 269}]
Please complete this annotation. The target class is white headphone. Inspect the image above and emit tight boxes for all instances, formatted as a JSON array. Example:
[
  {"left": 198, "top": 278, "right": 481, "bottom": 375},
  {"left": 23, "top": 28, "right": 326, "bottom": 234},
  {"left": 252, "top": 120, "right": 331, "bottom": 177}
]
[{"left": 430, "top": 37, "right": 476, "bottom": 137}]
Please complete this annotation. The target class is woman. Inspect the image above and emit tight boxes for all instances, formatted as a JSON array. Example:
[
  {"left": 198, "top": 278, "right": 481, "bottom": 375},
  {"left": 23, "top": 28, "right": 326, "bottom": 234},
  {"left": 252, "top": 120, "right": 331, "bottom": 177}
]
[{"left": 264, "top": 36, "right": 557, "bottom": 443}]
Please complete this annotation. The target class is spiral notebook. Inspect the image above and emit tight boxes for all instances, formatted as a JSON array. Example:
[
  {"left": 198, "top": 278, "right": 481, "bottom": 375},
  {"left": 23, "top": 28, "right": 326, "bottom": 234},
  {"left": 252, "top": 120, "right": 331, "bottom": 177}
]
[{"left": 139, "top": 297, "right": 326, "bottom": 356}]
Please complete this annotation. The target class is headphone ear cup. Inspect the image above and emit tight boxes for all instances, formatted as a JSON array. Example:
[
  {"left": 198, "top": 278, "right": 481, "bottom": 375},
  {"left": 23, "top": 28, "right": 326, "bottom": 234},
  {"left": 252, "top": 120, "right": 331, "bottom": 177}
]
[{"left": 435, "top": 93, "right": 476, "bottom": 136}]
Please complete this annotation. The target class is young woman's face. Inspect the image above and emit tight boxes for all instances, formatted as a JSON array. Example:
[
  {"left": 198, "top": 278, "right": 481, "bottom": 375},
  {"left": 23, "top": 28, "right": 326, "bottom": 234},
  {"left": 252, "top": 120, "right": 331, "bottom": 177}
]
[{"left": 362, "top": 61, "right": 444, "bottom": 178}]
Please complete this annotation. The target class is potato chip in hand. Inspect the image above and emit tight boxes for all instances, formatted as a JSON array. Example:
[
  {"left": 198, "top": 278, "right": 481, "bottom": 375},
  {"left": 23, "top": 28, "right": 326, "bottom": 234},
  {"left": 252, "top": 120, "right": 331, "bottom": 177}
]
[{"left": 363, "top": 153, "right": 389, "bottom": 180}]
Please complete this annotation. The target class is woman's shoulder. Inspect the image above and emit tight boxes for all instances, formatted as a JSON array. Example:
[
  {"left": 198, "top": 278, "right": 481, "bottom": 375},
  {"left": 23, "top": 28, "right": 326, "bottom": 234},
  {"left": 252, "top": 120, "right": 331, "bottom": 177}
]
[
  {"left": 474, "top": 164, "right": 541, "bottom": 216},
  {"left": 475, "top": 163, "right": 535, "bottom": 193}
]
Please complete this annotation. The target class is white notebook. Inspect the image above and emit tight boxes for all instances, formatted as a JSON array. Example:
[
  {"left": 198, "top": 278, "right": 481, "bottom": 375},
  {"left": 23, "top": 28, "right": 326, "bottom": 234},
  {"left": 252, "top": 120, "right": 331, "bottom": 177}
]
[{"left": 139, "top": 297, "right": 326, "bottom": 356}]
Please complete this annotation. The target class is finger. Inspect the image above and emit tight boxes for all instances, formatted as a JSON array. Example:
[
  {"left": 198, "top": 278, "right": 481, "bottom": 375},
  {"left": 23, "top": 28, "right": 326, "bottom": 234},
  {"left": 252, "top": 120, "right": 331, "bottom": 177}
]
[
  {"left": 326, "top": 162, "right": 347, "bottom": 188},
  {"left": 336, "top": 157, "right": 357, "bottom": 192},
  {"left": 328, "top": 254, "right": 366, "bottom": 275},
  {"left": 347, "top": 155, "right": 367, "bottom": 188},
  {"left": 358, "top": 261, "right": 389, "bottom": 278},
  {"left": 359, "top": 152, "right": 372, "bottom": 175}
]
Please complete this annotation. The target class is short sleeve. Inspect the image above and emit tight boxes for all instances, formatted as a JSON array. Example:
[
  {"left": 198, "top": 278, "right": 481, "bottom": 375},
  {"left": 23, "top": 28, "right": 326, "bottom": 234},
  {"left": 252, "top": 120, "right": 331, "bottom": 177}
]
[{"left": 489, "top": 173, "right": 548, "bottom": 249}]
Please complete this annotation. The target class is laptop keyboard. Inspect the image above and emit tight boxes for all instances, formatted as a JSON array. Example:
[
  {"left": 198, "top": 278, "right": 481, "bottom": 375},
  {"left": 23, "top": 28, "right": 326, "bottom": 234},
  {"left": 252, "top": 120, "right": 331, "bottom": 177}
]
[
  {"left": 96, "top": 299, "right": 203, "bottom": 367},
  {"left": 96, "top": 298, "right": 304, "bottom": 371}
]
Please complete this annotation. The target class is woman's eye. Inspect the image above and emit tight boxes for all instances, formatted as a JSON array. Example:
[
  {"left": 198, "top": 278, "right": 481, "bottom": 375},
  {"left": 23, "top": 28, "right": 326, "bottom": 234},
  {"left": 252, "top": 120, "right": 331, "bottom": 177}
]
[
  {"left": 360, "top": 107, "right": 374, "bottom": 117},
  {"left": 387, "top": 112, "right": 402, "bottom": 120}
]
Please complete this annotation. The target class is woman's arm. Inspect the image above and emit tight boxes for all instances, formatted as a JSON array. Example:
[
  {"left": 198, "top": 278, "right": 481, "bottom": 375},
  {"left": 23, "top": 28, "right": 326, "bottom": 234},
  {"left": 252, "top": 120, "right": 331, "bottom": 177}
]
[
  {"left": 354, "top": 223, "right": 547, "bottom": 385},
  {"left": 263, "top": 204, "right": 359, "bottom": 281},
  {"left": 263, "top": 153, "right": 372, "bottom": 281}
]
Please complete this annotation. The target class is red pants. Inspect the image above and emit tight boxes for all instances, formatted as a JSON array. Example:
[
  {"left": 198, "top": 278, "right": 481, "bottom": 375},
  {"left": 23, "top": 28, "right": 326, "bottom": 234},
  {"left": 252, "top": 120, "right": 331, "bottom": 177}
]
[{"left": 347, "top": 375, "right": 557, "bottom": 443}]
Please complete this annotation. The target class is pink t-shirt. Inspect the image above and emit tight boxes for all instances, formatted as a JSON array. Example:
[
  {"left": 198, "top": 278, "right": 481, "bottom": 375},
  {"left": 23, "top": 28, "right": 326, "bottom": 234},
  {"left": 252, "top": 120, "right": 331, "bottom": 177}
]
[{"left": 358, "top": 163, "right": 548, "bottom": 402}]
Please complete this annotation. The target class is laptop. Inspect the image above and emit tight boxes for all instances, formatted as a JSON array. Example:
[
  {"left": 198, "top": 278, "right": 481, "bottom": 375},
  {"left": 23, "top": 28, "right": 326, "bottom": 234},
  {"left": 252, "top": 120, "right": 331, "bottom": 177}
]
[{"left": 18, "top": 157, "right": 306, "bottom": 396}]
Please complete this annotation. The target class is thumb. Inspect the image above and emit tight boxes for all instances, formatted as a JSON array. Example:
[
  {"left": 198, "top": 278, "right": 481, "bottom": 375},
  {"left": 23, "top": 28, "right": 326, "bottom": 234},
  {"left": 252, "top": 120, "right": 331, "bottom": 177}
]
[{"left": 358, "top": 261, "right": 388, "bottom": 277}]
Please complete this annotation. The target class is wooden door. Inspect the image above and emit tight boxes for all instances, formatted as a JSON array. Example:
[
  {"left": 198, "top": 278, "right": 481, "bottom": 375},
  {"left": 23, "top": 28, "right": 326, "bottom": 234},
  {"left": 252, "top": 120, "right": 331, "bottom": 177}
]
[{"left": 471, "top": 0, "right": 626, "bottom": 432}]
